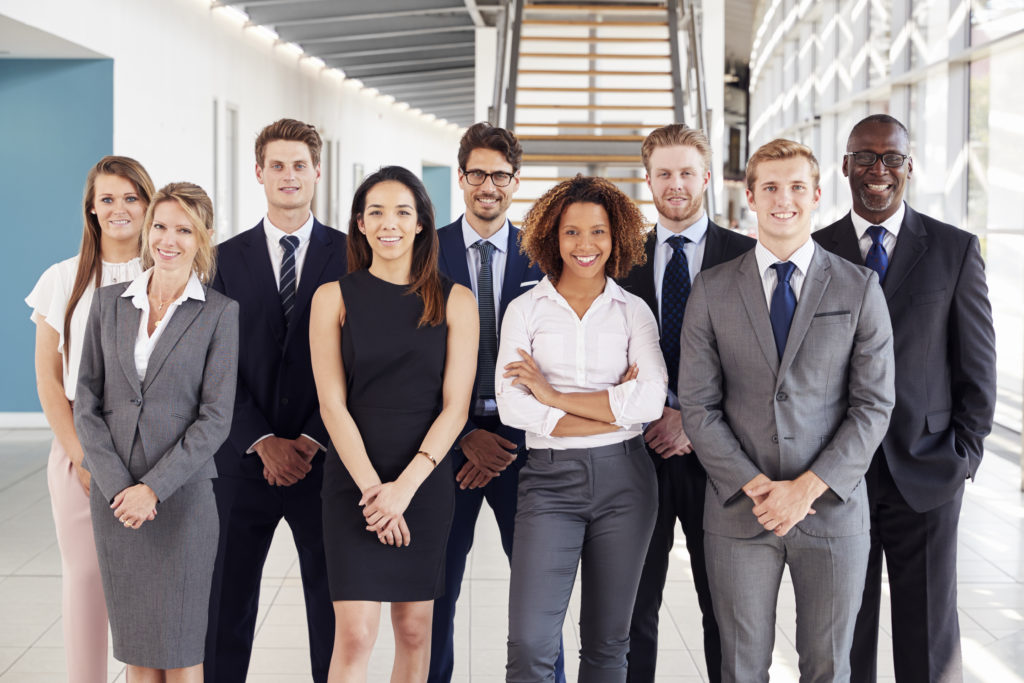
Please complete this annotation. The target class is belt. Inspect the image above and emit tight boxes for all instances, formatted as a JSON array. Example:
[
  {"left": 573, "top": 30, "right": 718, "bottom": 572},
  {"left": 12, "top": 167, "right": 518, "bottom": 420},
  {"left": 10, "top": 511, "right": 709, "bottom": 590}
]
[{"left": 528, "top": 435, "right": 646, "bottom": 462}]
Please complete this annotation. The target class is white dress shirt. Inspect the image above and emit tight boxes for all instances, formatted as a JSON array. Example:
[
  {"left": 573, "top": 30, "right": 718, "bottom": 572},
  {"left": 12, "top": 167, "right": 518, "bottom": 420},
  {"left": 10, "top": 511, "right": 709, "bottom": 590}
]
[
  {"left": 122, "top": 269, "right": 206, "bottom": 382},
  {"left": 652, "top": 213, "right": 708, "bottom": 321},
  {"left": 496, "top": 276, "right": 668, "bottom": 450},
  {"left": 754, "top": 237, "right": 816, "bottom": 308},
  {"left": 849, "top": 201, "right": 904, "bottom": 262},
  {"left": 264, "top": 212, "right": 315, "bottom": 287}
]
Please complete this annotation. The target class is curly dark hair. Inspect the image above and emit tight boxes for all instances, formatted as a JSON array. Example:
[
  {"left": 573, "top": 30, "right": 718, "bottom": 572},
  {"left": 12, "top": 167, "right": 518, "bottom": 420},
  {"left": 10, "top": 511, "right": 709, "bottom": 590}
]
[{"left": 520, "top": 175, "right": 649, "bottom": 283}]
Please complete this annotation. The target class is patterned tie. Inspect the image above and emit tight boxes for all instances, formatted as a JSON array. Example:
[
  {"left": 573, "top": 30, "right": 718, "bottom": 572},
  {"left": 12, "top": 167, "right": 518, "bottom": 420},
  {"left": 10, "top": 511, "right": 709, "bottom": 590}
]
[
  {"left": 865, "top": 225, "right": 889, "bottom": 284},
  {"left": 279, "top": 235, "right": 300, "bottom": 324},
  {"left": 473, "top": 240, "right": 498, "bottom": 400},
  {"left": 660, "top": 235, "right": 691, "bottom": 395},
  {"left": 769, "top": 261, "right": 797, "bottom": 361}
]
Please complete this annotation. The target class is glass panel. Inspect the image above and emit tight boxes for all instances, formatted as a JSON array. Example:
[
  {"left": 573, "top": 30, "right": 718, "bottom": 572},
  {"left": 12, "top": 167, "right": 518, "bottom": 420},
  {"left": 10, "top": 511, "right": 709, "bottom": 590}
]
[{"left": 971, "top": 1, "right": 1024, "bottom": 45}]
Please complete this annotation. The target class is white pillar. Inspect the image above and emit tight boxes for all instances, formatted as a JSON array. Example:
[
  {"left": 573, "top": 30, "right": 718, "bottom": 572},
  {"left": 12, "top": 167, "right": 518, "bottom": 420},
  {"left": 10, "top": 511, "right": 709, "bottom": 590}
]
[
  {"left": 475, "top": 26, "right": 497, "bottom": 125},
  {"left": 702, "top": 0, "right": 725, "bottom": 219}
]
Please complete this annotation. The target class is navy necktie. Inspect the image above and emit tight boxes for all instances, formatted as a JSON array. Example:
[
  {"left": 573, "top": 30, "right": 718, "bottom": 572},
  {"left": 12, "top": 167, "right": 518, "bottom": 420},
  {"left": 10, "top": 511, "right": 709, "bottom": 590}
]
[
  {"left": 660, "top": 235, "right": 691, "bottom": 395},
  {"left": 473, "top": 240, "right": 498, "bottom": 401},
  {"left": 279, "top": 235, "right": 300, "bottom": 324},
  {"left": 865, "top": 225, "right": 889, "bottom": 284},
  {"left": 769, "top": 261, "right": 797, "bottom": 361}
]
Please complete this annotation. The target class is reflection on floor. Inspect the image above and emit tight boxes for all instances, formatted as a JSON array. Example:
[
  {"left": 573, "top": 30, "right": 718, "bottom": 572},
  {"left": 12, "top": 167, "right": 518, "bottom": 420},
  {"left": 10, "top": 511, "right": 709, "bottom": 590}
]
[{"left": 1, "top": 427, "right": 1022, "bottom": 682}]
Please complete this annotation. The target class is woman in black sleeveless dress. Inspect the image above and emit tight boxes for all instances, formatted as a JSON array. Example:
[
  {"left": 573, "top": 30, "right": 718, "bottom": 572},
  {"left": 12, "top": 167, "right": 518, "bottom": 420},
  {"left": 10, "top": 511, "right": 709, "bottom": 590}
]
[{"left": 310, "top": 166, "right": 478, "bottom": 681}]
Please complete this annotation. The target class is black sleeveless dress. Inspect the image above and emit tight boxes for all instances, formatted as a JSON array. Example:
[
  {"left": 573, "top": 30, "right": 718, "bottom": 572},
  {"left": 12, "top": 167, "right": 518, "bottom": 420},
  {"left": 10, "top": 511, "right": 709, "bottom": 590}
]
[{"left": 322, "top": 269, "right": 455, "bottom": 602}]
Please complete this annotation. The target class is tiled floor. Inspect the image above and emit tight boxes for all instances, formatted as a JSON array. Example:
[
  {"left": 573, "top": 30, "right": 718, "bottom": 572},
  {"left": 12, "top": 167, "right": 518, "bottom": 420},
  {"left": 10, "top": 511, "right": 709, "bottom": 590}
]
[{"left": 1, "top": 427, "right": 1022, "bottom": 682}]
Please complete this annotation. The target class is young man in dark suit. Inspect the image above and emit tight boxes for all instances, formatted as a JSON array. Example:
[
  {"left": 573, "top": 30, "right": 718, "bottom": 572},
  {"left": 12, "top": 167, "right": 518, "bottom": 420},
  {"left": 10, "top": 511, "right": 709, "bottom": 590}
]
[
  {"left": 428, "top": 122, "right": 564, "bottom": 683},
  {"left": 621, "top": 124, "right": 755, "bottom": 683},
  {"left": 815, "top": 114, "right": 996, "bottom": 683},
  {"left": 205, "top": 118, "right": 347, "bottom": 683}
]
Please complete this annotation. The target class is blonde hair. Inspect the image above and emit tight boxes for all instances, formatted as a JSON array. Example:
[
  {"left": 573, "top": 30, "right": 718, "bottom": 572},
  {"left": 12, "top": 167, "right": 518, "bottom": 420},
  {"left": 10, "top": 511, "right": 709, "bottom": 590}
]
[
  {"left": 641, "top": 124, "right": 712, "bottom": 174},
  {"left": 745, "top": 139, "right": 820, "bottom": 191},
  {"left": 141, "top": 182, "right": 217, "bottom": 283}
]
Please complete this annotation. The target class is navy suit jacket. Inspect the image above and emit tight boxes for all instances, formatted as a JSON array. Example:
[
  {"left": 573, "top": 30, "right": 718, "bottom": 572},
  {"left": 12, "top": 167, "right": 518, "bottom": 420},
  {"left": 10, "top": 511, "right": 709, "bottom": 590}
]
[
  {"left": 211, "top": 218, "right": 348, "bottom": 478},
  {"left": 436, "top": 217, "right": 544, "bottom": 439},
  {"left": 619, "top": 220, "right": 756, "bottom": 333},
  {"left": 814, "top": 205, "right": 996, "bottom": 512}
]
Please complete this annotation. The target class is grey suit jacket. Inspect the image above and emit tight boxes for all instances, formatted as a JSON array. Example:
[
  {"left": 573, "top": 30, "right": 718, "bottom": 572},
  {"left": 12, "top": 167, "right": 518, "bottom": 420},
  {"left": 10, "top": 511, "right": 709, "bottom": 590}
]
[
  {"left": 679, "top": 245, "right": 895, "bottom": 539},
  {"left": 74, "top": 281, "right": 239, "bottom": 504}
]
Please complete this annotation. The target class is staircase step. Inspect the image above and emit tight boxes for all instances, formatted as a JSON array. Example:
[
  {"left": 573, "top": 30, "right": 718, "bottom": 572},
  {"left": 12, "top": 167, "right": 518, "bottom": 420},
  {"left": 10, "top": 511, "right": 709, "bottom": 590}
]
[
  {"left": 524, "top": 3, "right": 668, "bottom": 12},
  {"left": 520, "top": 52, "right": 670, "bottom": 60},
  {"left": 518, "top": 85, "right": 672, "bottom": 93},
  {"left": 519, "top": 68, "right": 671, "bottom": 76},
  {"left": 523, "top": 19, "right": 668, "bottom": 27},
  {"left": 515, "top": 122, "right": 661, "bottom": 129},
  {"left": 518, "top": 134, "right": 647, "bottom": 142},
  {"left": 517, "top": 103, "right": 673, "bottom": 110},
  {"left": 513, "top": 197, "right": 654, "bottom": 205},
  {"left": 521, "top": 176, "right": 647, "bottom": 183},
  {"left": 522, "top": 154, "right": 642, "bottom": 164},
  {"left": 521, "top": 35, "right": 669, "bottom": 42}
]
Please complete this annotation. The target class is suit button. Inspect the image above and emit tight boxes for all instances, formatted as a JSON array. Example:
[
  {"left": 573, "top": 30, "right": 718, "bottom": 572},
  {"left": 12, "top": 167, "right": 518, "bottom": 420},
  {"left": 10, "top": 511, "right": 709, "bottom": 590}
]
[
  {"left": 280, "top": 397, "right": 289, "bottom": 405},
  {"left": 771, "top": 434, "right": 778, "bottom": 444},
  {"left": 776, "top": 392, "right": 788, "bottom": 401},
  {"left": 130, "top": 399, "right": 142, "bottom": 406}
]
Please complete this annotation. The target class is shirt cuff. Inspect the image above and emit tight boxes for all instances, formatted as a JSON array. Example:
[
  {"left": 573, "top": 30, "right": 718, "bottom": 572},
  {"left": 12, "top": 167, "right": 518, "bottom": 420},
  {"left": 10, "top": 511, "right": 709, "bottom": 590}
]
[
  {"left": 247, "top": 433, "right": 273, "bottom": 454},
  {"left": 300, "top": 434, "right": 327, "bottom": 452}
]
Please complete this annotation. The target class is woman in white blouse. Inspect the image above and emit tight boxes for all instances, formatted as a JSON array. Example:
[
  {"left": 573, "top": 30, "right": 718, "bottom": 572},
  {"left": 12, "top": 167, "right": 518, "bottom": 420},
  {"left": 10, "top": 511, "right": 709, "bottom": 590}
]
[
  {"left": 497, "top": 176, "right": 668, "bottom": 681},
  {"left": 74, "top": 182, "right": 238, "bottom": 679},
  {"left": 26, "top": 156, "right": 154, "bottom": 683}
]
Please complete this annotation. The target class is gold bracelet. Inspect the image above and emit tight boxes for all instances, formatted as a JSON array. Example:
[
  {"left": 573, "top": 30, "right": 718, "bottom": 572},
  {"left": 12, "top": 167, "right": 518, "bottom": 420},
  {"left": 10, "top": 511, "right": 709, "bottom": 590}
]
[{"left": 416, "top": 450, "right": 437, "bottom": 468}]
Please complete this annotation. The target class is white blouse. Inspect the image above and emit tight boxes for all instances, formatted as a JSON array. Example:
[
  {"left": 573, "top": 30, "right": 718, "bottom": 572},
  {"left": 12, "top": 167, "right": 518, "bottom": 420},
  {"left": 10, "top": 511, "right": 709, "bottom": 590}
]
[
  {"left": 496, "top": 276, "right": 667, "bottom": 450},
  {"left": 122, "top": 269, "right": 206, "bottom": 382},
  {"left": 26, "top": 255, "right": 142, "bottom": 400}
]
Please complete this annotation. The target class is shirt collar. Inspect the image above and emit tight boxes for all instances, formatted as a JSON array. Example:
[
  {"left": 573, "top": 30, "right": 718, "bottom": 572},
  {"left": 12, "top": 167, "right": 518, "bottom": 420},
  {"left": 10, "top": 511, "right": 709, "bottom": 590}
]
[
  {"left": 122, "top": 268, "right": 207, "bottom": 309},
  {"left": 754, "top": 237, "right": 816, "bottom": 281},
  {"left": 655, "top": 212, "right": 708, "bottom": 247},
  {"left": 461, "top": 214, "right": 510, "bottom": 253},
  {"left": 850, "top": 201, "right": 905, "bottom": 240},
  {"left": 264, "top": 212, "right": 315, "bottom": 246},
  {"left": 530, "top": 275, "right": 628, "bottom": 304}
]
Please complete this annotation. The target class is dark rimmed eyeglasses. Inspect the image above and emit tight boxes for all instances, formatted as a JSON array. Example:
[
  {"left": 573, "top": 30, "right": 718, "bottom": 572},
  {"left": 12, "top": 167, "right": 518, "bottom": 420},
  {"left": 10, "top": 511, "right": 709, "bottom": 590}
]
[
  {"left": 461, "top": 168, "right": 515, "bottom": 187},
  {"left": 845, "top": 151, "right": 911, "bottom": 168}
]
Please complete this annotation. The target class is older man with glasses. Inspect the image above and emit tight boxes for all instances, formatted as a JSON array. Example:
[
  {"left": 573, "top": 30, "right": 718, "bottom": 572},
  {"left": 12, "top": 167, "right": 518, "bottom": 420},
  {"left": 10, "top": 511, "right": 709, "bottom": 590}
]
[{"left": 814, "top": 114, "right": 996, "bottom": 683}]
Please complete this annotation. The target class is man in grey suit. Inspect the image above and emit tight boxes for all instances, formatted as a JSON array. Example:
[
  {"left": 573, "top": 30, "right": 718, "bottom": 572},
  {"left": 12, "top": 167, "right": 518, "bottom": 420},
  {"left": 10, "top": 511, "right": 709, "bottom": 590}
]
[{"left": 679, "top": 139, "right": 895, "bottom": 682}]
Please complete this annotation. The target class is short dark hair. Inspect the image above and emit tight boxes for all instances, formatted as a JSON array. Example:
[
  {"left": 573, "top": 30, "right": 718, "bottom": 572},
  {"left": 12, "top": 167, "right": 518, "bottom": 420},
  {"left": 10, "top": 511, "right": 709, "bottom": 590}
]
[
  {"left": 519, "top": 175, "right": 648, "bottom": 283},
  {"left": 848, "top": 114, "right": 910, "bottom": 148},
  {"left": 255, "top": 118, "right": 323, "bottom": 167},
  {"left": 457, "top": 122, "right": 523, "bottom": 172}
]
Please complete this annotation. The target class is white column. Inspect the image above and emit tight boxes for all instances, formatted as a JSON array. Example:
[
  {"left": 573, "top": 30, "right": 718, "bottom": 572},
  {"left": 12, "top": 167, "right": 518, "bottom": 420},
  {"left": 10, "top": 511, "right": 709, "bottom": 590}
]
[
  {"left": 702, "top": 0, "right": 725, "bottom": 218},
  {"left": 475, "top": 26, "right": 497, "bottom": 125}
]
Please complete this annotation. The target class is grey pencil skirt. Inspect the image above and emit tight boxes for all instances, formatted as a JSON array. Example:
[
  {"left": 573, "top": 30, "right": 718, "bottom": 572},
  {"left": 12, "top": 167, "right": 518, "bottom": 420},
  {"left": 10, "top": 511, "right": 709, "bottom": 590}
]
[{"left": 89, "top": 446, "right": 218, "bottom": 669}]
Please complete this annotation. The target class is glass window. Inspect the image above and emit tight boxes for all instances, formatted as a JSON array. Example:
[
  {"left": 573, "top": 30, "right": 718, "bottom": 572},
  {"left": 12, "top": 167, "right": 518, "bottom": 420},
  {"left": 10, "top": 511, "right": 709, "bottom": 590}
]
[{"left": 971, "top": 1, "right": 1024, "bottom": 45}]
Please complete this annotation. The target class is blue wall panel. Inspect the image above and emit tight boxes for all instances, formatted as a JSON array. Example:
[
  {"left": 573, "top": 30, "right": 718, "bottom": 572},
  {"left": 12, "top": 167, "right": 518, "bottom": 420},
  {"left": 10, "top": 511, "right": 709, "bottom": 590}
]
[
  {"left": 0, "top": 59, "right": 113, "bottom": 412},
  {"left": 422, "top": 165, "right": 453, "bottom": 227}
]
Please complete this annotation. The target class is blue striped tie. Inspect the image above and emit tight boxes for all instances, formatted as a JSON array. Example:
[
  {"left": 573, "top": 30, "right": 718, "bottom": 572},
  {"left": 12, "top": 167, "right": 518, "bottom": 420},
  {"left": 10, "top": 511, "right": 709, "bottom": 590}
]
[
  {"left": 279, "top": 235, "right": 299, "bottom": 325},
  {"left": 473, "top": 240, "right": 498, "bottom": 400}
]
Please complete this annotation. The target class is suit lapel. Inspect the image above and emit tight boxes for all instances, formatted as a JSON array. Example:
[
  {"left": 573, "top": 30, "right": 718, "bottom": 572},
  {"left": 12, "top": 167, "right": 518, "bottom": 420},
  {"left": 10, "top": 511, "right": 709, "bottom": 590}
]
[
  {"left": 701, "top": 221, "right": 727, "bottom": 270},
  {"left": 499, "top": 225, "right": 530, "bottom": 326},
  {"left": 285, "top": 220, "right": 333, "bottom": 347},
  {"left": 143, "top": 298, "right": 203, "bottom": 392},
  {"left": 882, "top": 205, "right": 928, "bottom": 300},
  {"left": 242, "top": 222, "right": 286, "bottom": 347},
  {"left": 633, "top": 232, "right": 659, "bottom": 321},
  {"left": 823, "top": 214, "right": 863, "bottom": 266},
  {"left": 737, "top": 251, "right": 779, "bottom": 375},
  {"left": 777, "top": 246, "right": 831, "bottom": 382},
  {"left": 439, "top": 220, "right": 472, "bottom": 286},
  {"left": 116, "top": 296, "right": 143, "bottom": 393}
]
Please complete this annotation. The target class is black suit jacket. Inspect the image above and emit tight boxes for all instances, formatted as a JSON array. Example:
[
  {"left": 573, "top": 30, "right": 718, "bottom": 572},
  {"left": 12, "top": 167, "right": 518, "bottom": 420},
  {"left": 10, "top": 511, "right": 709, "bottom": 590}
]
[
  {"left": 436, "top": 217, "right": 545, "bottom": 439},
  {"left": 814, "top": 205, "right": 996, "bottom": 512},
  {"left": 619, "top": 220, "right": 756, "bottom": 328},
  {"left": 211, "top": 218, "right": 348, "bottom": 478}
]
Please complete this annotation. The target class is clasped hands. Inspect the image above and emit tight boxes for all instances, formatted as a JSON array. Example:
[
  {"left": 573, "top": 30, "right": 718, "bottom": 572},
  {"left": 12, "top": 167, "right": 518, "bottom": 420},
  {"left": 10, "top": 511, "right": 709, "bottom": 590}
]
[
  {"left": 111, "top": 483, "right": 158, "bottom": 530},
  {"left": 742, "top": 471, "right": 826, "bottom": 537},
  {"left": 255, "top": 435, "right": 319, "bottom": 486},
  {"left": 360, "top": 481, "right": 414, "bottom": 547}
]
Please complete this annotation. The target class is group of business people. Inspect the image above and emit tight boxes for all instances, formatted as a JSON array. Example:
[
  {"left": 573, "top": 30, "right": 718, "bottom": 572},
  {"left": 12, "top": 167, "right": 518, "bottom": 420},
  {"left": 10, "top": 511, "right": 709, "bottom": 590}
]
[{"left": 27, "top": 112, "right": 994, "bottom": 683}]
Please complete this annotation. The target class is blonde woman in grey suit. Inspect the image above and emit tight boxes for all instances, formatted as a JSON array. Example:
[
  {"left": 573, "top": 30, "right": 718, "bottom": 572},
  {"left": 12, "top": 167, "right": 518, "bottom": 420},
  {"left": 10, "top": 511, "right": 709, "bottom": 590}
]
[{"left": 75, "top": 182, "right": 239, "bottom": 681}]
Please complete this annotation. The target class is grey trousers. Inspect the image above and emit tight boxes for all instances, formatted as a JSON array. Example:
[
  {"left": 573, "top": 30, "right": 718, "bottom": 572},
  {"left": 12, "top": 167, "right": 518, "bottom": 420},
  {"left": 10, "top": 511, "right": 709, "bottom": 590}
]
[
  {"left": 506, "top": 436, "right": 657, "bottom": 683},
  {"left": 705, "top": 528, "right": 870, "bottom": 683}
]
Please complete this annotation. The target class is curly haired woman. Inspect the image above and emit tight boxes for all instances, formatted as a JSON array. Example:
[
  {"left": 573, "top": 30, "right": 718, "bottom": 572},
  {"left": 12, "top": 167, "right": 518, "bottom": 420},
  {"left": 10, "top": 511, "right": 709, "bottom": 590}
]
[{"left": 496, "top": 175, "right": 668, "bottom": 682}]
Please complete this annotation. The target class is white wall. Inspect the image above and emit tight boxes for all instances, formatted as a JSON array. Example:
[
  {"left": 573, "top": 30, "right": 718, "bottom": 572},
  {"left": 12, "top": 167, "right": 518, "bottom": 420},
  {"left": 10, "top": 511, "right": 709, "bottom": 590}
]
[{"left": 0, "top": 0, "right": 464, "bottom": 236}]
